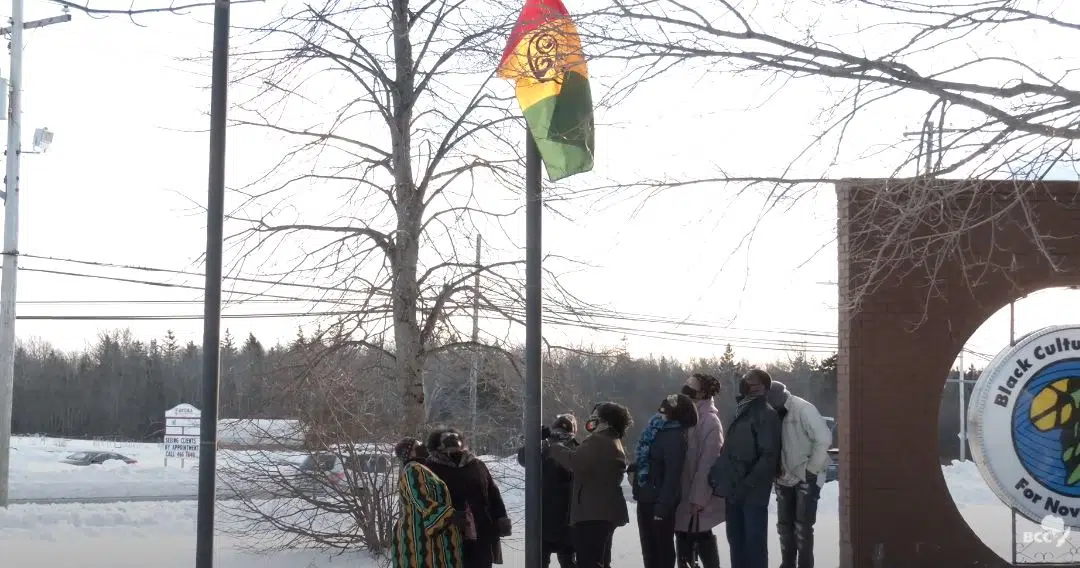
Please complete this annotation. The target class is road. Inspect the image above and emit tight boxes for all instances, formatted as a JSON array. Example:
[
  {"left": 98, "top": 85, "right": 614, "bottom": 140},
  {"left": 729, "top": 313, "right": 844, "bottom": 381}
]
[{"left": 9, "top": 494, "right": 243, "bottom": 505}]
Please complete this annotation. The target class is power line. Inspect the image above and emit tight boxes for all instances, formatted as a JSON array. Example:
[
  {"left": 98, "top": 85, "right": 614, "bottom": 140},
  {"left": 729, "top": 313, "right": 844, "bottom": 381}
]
[
  {"left": 22, "top": 252, "right": 839, "bottom": 337},
  {"left": 17, "top": 254, "right": 843, "bottom": 353}
]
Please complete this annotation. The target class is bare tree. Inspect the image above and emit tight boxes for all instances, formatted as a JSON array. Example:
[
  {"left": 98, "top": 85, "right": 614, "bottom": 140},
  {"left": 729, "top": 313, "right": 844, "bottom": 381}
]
[
  {"left": 217, "top": 343, "right": 400, "bottom": 555},
  {"left": 576, "top": 0, "right": 1080, "bottom": 313},
  {"left": 218, "top": 0, "right": 603, "bottom": 433}
]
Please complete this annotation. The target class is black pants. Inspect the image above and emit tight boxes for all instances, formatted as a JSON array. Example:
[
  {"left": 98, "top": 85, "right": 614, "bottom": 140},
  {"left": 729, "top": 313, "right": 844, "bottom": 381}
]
[
  {"left": 775, "top": 481, "right": 821, "bottom": 568},
  {"left": 543, "top": 537, "right": 575, "bottom": 568},
  {"left": 675, "top": 530, "right": 721, "bottom": 568},
  {"left": 463, "top": 539, "right": 494, "bottom": 568},
  {"left": 636, "top": 501, "right": 677, "bottom": 568},
  {"left": 574, "top": 521, "right": 614, "bottom": 568},
  {"left": 725, "top": 493, "right": 770, "bottom": 568}
]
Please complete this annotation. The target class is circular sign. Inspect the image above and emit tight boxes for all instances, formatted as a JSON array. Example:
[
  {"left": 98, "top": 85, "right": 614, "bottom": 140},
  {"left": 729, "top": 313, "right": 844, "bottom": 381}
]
[{"left": 969, "top": 325, "right": 1080, "bottom": 527}]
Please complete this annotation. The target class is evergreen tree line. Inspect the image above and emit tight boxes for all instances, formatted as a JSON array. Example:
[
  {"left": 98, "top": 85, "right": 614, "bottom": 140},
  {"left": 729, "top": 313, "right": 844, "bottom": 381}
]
[{"left": 11, "top": 329, "right": 979, "bottom": 461}]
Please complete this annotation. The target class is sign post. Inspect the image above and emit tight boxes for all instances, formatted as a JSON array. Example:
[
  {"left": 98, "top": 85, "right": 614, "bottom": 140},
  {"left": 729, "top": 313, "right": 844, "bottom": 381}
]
[{"left": 164, "top": 404, "right": 201, "bottom": 468}]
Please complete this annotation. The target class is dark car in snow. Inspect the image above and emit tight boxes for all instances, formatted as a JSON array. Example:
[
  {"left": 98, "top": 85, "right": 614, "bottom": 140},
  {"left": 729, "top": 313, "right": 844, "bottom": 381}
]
[
  {"left": 61, "top": 451, "right": 137, "bottom": 466},
  {"left": 823, "top": 417, "right": 838, "bottom": 483}
]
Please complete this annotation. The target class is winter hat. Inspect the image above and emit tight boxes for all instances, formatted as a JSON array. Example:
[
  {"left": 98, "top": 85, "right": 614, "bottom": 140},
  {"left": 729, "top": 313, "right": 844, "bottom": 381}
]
[
  {"left": 659, "top": 393, "right": 698, "bottom": 427},
  {"left": 552, "top": 413, "right": 577, "bottom": 433},
  {"left": 394, "top": 437, "right": 422, "bottom": 462},
  {"left": 767, "top": 381, "right": 790, "bottom": 409},
  {"left": 685, "top": 373, "right": 722, "bottom": 398}
]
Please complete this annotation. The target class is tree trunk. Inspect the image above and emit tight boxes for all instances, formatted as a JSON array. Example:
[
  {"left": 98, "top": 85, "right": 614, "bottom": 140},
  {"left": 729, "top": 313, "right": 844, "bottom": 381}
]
[{"left": 390, "top": 0, "right": 425, "bottom": 434}]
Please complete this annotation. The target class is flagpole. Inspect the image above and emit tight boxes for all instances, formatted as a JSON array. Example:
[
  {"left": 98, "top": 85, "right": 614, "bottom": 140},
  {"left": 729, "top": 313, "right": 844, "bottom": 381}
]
[{"left": 523, "top": 130, "right": 544, "bottom": 568}]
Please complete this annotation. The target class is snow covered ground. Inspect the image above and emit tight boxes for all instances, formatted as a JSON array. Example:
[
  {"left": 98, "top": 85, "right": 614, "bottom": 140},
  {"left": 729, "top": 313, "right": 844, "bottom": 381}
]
[
  {"left": 9, "top": 436, "right": 199, "bottom": 500},
  {"left": 0, "top": 436, "right": 1065, "bottom": 567}
]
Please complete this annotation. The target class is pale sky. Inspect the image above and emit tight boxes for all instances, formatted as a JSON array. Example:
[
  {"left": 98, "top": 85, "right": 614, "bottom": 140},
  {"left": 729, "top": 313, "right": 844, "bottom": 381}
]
[{"left": 1, "top": 0, "right": 1075, "bottom": 367}]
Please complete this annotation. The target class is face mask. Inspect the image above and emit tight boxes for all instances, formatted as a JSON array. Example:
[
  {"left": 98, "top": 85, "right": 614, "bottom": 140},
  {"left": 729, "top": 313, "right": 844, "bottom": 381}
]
[
  {"left": 680, "top": 385, "right": 698, "bottom": 398},
  {"left": 584, "top": 419, "right": 599, "bottom": 432}
]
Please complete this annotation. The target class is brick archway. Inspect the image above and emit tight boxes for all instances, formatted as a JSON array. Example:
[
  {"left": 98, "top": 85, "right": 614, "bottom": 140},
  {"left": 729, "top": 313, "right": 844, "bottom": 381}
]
[{"left": 836, "top": 179, "right": 1080, "bottom": 568}]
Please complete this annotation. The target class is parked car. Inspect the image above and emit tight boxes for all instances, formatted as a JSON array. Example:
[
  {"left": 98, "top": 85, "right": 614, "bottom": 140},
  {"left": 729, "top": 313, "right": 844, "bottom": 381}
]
[
  {"left": 823, "top": 416, "right": 838, "bottom": 483},
  {"left": 280, "top": 450, "right": 395, "bottom": 497},
  {"left": 61, "top": 451, "right": 137, "bottom": 466}
]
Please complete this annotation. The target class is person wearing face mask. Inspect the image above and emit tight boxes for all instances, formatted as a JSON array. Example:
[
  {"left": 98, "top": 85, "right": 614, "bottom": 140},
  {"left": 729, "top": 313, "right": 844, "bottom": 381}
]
[
  {"left": 516, "top": 414, "right": 580, "bottom": 568},
  {"left": 766, "top": 381, "right": 832, "bottom": 568},
  {"left": 707, "top": 369, "right": 782, "bottom": 568},
  {"left": 673, "top": 374, "right": 725, "bottom": 568},
  {"left": 545, "top": 402, "right": 633, "bottom": 568},
  {"left": 390, "top": 437, "right": 465, "bottom": 568},
  {"left": 425, "top": 428, "right": 512, "bottom": 568},
  {"left": 630, "top": 393, "right": 697, "bottom": 568}
]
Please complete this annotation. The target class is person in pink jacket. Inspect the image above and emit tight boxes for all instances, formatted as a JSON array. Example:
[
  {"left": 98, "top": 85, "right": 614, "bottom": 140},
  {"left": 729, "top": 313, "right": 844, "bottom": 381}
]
[{"left": 673, "top": 373, "right": 725, "bottom": 568}]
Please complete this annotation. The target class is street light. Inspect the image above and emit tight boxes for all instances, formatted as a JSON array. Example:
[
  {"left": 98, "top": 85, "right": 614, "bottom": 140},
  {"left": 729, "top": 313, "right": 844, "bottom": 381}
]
[{"left": 31, "top": 127, "right": 52, "bottom": 153}]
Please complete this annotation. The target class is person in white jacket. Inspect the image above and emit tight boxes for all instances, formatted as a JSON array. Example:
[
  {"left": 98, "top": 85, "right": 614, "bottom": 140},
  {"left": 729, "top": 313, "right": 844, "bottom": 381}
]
[{"left": 765, "top": 381, "right": 832, "bottom": 568}]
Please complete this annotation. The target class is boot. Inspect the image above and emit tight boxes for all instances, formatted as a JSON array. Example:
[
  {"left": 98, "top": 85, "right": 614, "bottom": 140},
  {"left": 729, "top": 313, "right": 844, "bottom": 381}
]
[
  {"left": 675, "top": 532, "right": 698, "bottom": 568},
  {"left": 693, "top": 532, "right": 721, "bottom": 568}
]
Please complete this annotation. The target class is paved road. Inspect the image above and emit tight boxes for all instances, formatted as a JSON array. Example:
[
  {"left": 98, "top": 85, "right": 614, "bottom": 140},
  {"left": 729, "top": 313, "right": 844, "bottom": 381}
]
[{"left": 9, "top": 494, "right": 242, "bottom": 505}]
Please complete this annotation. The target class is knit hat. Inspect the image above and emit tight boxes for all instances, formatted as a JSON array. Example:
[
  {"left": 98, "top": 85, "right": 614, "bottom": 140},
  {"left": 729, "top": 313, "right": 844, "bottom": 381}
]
[
  {"left": 685, "top": 373, "right": 722, "bottom": 398},
  {"left": 659, "top": 393, "right": 698, "bottom": 427},
  {"left": 552, "top": 413, "right": 577, "bottom": 433},
  {"left": 767, "top": 381, "right": 790, "bottom": 409}
]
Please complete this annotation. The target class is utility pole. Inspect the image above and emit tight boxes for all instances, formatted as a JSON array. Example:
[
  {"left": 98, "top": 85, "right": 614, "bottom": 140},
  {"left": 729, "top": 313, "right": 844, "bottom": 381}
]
[
  {"left": 0, "top": 2, "right": 70, "bottom": 509},
  {"left": 468, "top": 234, "right": 481, "bottom": 440}
]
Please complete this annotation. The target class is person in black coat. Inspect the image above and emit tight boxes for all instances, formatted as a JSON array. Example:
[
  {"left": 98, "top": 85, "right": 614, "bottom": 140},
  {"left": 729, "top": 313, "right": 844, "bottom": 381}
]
[
  {"left": 708, "top": 369, "right": 782, "bottom": 568},
  {"left": 630, "top": 394, "right": 698, "bottom": 568},
  {"left": 518, "top": 414, "right": 579, "bottom": 568},
  {"left": 426, "top": 427, "right": 512, "bottom": 568}
]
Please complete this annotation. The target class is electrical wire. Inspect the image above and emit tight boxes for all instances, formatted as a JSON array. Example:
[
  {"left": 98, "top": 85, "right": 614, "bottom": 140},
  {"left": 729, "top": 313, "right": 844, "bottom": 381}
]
[
  {"left": 19, "top": 253, "right": 839, "bottom": 339},
  {"left": 17, "top": 253, "right": 843, "bottom": 353}
]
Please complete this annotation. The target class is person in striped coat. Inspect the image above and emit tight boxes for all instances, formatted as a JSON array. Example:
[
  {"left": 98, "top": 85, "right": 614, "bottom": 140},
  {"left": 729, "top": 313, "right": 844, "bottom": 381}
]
[{"left": 391, "top": 437, "right": 466, "bottom": 568}]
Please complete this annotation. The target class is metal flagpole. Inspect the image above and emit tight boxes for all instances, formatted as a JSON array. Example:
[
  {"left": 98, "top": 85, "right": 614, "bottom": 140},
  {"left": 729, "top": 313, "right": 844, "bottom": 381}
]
[
  {"left": 195, "top": 0, "right": 230, "bottom": 566},
  {"left": 523, "top": 132, "right": 544, "bottom": 568}
]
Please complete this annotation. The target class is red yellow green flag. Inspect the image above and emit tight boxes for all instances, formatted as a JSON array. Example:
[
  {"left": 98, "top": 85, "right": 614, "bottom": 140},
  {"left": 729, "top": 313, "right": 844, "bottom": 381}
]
[{"left": 497, "top": 0, "right": 594, "bottom": 181}]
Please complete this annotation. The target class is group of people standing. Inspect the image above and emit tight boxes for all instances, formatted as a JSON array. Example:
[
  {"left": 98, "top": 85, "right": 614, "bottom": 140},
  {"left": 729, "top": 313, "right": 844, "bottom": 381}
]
[{"left": 387, "top": 368, "right": 832, "bottom": 568}]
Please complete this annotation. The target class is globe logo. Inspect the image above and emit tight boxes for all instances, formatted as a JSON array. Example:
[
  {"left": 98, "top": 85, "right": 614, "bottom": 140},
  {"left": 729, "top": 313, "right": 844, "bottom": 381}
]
[{"left": 1012, "top": 357, "right": 1080, "bottom": 497}]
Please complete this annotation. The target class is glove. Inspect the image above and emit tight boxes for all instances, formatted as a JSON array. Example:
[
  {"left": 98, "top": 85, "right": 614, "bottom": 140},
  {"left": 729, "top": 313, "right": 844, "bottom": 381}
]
[
  {"left": 541, "top": 426, "right": 551, "bottom": 440},
  {"left": 541, "top": 439, "right": 551, "bottom": 454},
  {"left": 496, "top": 517, "right": 513, "bottom": 537}
]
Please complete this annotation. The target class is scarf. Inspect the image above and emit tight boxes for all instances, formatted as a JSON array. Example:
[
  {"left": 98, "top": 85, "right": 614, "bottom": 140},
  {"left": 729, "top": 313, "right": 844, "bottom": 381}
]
[
  {"left": 736, "top": 393, "right": 761, "bottom": 417},
  {"left": 634, "top": 412, "right": 681, "bottom": 486}
]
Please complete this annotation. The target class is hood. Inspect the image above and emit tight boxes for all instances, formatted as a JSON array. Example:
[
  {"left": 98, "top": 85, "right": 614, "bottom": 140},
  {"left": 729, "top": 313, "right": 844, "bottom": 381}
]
[{"left": 767, "top": 381, "right": 790, "bottom": 409}]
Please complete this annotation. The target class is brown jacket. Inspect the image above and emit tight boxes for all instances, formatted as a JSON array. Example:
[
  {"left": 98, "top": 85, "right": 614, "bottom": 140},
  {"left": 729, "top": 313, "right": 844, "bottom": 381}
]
[{"left": 547, "top": 428, "right": 629, "bottom": 526}]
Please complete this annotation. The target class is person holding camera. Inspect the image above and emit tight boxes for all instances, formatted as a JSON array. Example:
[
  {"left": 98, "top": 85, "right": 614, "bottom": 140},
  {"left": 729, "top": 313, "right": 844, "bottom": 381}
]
[
  {"left": 545, "top": 402, "right": 634, "bottom": 568},
  {"left": 518, "top": 414, "right": 580, "bottom": 568}
]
